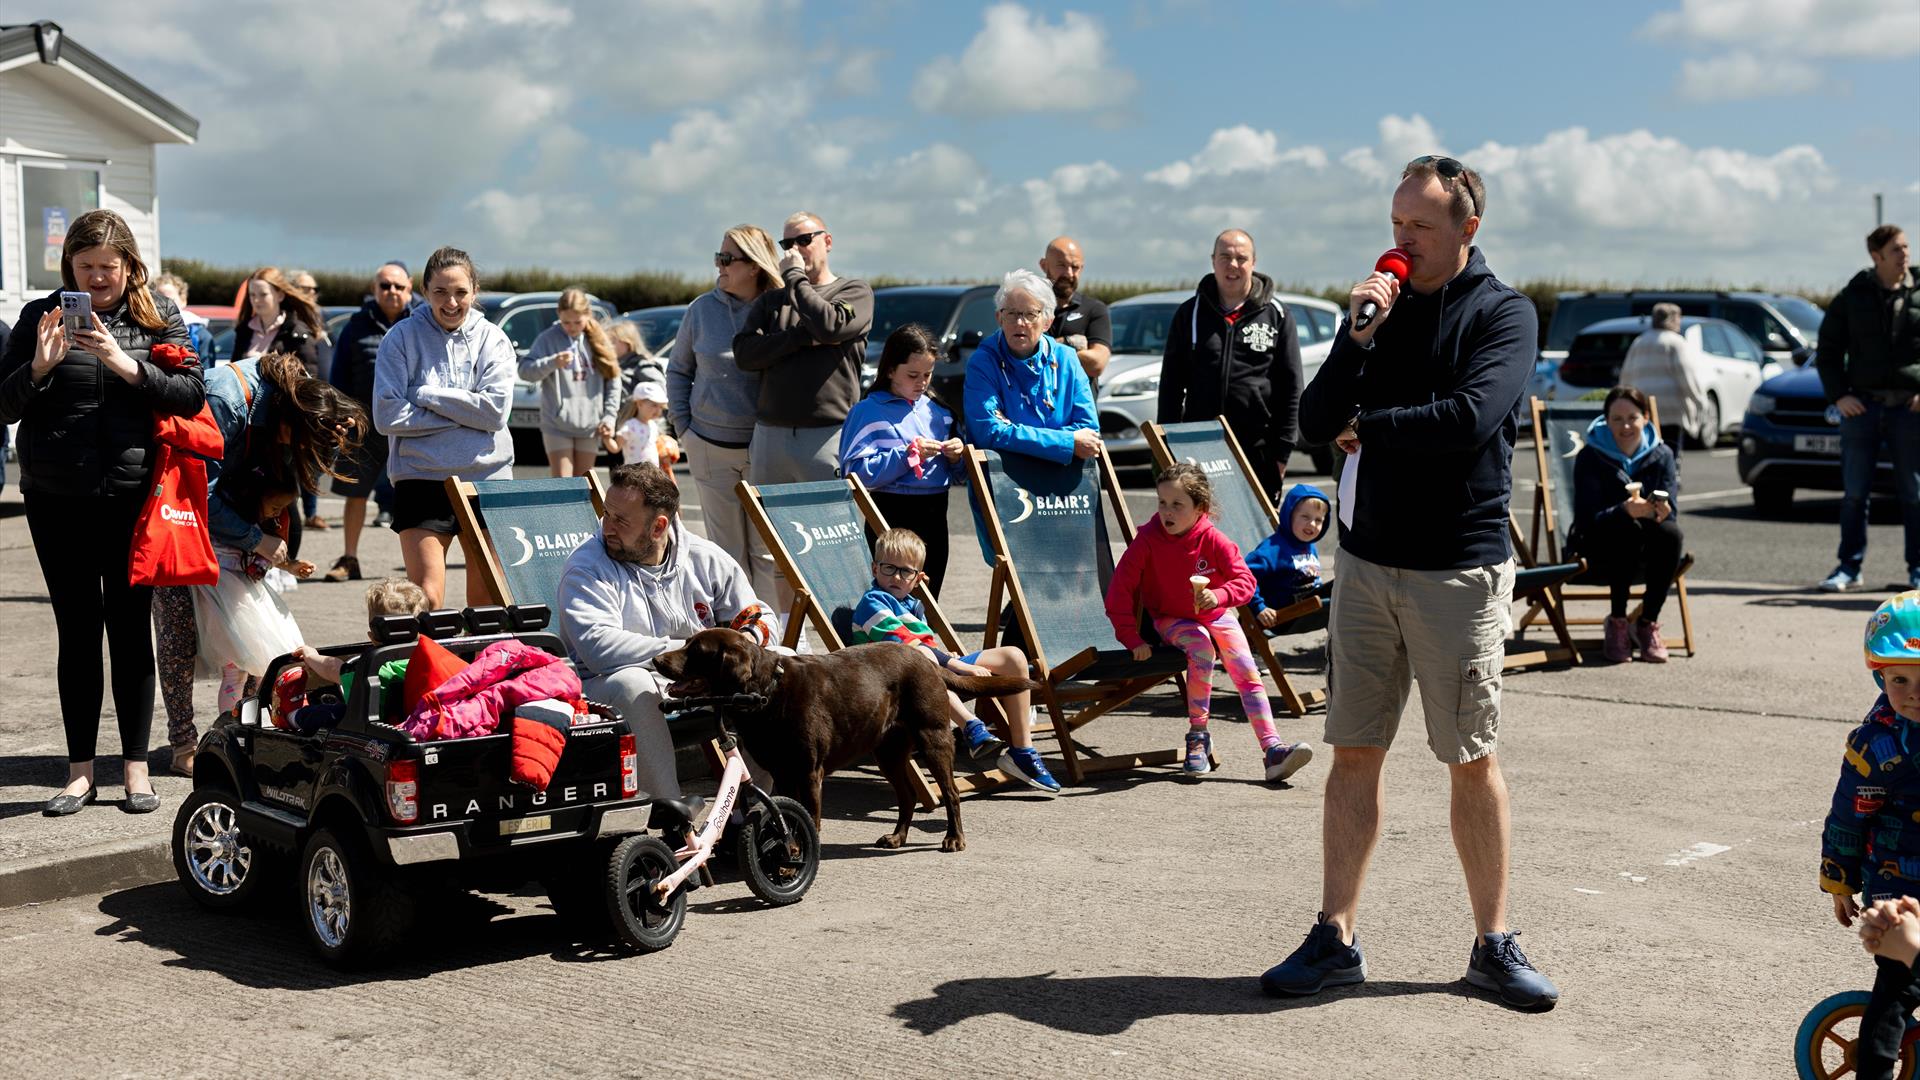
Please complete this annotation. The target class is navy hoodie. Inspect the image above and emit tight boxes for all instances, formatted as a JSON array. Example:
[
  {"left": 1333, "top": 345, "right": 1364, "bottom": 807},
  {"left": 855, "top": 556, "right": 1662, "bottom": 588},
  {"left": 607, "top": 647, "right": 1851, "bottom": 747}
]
[
  {"left": 1244, "top": 483, "right": 1330, "bottom": 614},
  {"left": 1299, "top": 248, "right": 1536, "bottom": 571}
]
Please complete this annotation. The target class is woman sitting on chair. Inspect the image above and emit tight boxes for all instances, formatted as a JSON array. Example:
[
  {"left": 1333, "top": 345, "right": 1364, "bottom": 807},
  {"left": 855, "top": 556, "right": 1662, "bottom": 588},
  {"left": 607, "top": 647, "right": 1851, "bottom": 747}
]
[{"left": 1568, "top": 385, "right": 1682, "bottom": 664}]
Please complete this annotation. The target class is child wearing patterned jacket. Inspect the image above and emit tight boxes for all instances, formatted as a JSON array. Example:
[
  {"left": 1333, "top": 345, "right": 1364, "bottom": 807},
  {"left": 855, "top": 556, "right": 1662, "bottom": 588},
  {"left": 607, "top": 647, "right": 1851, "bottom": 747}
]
[
  {"left": 1105, "top": 463, "right": 1314, "bottom": 783},
  {"left": 1822, "top": 590, "right": 1920, "bottom": 1080},
  {"left": 851, "top": 528, "right": 1058, "bottom": 794}
]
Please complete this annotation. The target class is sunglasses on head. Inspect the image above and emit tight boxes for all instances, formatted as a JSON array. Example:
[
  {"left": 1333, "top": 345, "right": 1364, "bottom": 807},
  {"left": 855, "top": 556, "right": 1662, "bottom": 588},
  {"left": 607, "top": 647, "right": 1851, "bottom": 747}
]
[
  {"left": 778, "top": 230, "right": 825, "bottom": 251},
  {"left": 1405, "top": 155, "right": 1481, "bottom": 217},
  {"left": 714, "top": 252, "right": 751, "bottom": 267}
]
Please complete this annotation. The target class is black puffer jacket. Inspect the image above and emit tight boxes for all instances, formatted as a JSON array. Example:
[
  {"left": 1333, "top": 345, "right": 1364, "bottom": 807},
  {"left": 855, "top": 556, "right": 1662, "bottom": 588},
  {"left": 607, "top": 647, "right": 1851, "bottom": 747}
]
[
  {"left": 0, "top": 290, "right": 202, "bottom": 498},
  {"left": 233, "top": 316, "right": 321, "bottom": 379}
]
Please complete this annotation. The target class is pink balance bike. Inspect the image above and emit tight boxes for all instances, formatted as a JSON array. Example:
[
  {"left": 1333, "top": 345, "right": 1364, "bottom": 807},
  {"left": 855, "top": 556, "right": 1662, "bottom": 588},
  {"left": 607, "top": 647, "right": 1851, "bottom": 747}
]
[
  {"left": 605, "top": 692, "right": 820, "bottom": 952},
  {"left": 1797, "top": 990, "right": 1920, "bottom": 1079}
]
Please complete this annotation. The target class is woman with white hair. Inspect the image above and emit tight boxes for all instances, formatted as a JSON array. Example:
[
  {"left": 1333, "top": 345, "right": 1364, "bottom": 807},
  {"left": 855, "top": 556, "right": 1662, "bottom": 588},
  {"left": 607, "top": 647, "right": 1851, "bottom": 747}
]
[{"left": 962, "top": 268, "right": 1100, "bottom": 463}]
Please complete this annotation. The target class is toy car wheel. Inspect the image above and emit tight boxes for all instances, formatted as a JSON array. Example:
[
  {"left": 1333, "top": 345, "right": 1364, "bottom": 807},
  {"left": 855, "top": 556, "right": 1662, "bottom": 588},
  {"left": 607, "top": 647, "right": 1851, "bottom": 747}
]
[
  {"left": 1795, "top": 989, "right": 1917, "bottom": 1079},
  {"left": 299, "top": 826, "right": 415, "bottom": 968},
  {"left": 736, "top": 795, "right": 819, "bottom": 907},
  {"left": 606, "top": 835, "right": 684, "bottom": 952},
  {"left": 172, "top": 789, "right": 272, "bottom": 911}
]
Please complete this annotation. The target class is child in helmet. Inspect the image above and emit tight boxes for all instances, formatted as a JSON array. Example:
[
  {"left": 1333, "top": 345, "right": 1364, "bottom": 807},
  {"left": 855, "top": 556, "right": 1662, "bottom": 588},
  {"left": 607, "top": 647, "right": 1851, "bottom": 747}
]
[{"left": 1821, "top": 590, "right": 1920, "bottom": 1080}]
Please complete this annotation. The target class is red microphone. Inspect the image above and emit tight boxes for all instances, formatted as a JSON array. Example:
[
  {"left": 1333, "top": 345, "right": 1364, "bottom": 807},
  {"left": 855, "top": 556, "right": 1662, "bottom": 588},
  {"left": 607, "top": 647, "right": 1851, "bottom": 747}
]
[{"left": 1355, "top": 248, "right": 1411, "bottom": 331}]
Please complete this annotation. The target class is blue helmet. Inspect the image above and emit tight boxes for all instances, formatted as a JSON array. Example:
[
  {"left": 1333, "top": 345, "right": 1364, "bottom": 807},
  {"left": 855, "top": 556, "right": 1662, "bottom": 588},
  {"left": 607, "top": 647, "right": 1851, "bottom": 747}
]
[{"left": 1865, "top": 591, "right": 1920, "bottom": 687}]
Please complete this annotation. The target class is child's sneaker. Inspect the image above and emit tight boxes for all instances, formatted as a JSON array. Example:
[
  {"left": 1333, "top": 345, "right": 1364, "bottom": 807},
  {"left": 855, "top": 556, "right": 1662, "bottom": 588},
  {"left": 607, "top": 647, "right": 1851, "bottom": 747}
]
[
  {"left": 996, "top": 746, "right": 1061, "bottom": 794},
  {"left": 1632, "top": 619, "right": 1669, "bottom": 663},
  {"left": 961, "top": 718, "right": 1006, "bottom": 762},
  {"left": 1264, "top": 742, "right": 1314, "bottom": 782},
  {"left": 1183, "top": 728, "right": 1213, "bottom": 774},
  {"left": 1602, "top": 615, "right": 1632, "bottom": 663}
]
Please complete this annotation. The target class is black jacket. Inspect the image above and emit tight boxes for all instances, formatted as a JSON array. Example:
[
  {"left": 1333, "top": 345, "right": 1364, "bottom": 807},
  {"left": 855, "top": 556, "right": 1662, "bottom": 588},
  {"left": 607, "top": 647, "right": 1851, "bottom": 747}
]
[
  {"left": 1158, "top": 271, "right": 1303, "bottom": 460},
  {"left": 232, "top": 316, "right": 321, "bottom": 379},
  {"left": 1817, "top": 268, "right": 1920, "bottom": 402},
  {"left": 1299, "top": 248, "right": 1537, "bottom": 570},
  {"left": 0, "top": 290, "right": 202, "bottom": 498},
  {"left": 328, "top": 300, "right": 400, "bottom": 407},
  {"left": 1568, "top": 437, "right": 1680, "bottom": 553}
]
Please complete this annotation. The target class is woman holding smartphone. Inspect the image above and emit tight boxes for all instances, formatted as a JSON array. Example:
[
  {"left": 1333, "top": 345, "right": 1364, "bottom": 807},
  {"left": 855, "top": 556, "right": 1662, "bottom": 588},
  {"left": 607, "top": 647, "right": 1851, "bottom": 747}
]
[
  {"left": 1568, "top": 384, "right": 1684, "bottom": 664},
  {"left": 0, "top": 209, "right": 202, "bottom": 815}
]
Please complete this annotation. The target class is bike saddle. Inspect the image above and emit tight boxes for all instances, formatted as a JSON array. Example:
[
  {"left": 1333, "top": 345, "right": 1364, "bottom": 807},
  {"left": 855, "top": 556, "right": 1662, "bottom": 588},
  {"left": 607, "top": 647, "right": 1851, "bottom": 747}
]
[{"left": 648, "top": 795, "right": 708, "bottom": 830}]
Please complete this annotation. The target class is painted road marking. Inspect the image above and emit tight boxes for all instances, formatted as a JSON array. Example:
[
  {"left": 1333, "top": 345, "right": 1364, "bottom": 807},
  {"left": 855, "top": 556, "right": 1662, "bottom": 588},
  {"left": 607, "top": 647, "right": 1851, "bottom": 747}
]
[{"left": 1664, "top": 841, "right": 1733, "bottom": 866}]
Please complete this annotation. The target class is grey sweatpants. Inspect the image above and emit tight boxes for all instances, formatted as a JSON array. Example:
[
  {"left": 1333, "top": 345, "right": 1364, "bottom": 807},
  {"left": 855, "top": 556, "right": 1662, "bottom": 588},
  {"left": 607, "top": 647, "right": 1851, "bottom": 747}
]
[{"left": 581, "top": 666, "right": 679, "bottom": 800}]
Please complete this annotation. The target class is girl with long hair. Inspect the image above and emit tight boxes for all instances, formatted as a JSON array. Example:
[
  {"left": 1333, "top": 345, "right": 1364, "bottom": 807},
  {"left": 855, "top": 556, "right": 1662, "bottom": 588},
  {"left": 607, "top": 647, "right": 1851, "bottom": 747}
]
[{"left": 520, "top": 286, "right": 622, "bottom": 478}]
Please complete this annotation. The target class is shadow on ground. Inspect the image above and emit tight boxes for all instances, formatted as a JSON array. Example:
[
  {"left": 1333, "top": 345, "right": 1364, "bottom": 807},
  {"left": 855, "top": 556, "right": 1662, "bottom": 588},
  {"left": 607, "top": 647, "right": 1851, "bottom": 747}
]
[{"left": 892, "top": 972, "right": 1478, "bottom": 1036}]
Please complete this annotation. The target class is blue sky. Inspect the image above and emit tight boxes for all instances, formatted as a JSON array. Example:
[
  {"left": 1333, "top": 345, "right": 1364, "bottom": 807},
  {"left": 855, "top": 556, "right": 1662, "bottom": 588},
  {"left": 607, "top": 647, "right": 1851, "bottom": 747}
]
[{"left": 39, "top": 0, "right": 1920, "bottom": 289}]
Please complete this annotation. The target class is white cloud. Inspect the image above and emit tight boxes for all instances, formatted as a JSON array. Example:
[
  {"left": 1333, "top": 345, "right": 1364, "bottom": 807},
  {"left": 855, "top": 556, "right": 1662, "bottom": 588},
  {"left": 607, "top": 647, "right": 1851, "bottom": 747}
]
[
  {"left": 1645, "top": 0, "right": 1920, "bottom": 58},
  {"left": 912, "top": 3, "right": 1135, "bottom": 116},
  {"left": 1677, "top": 50, "right": 1826, "bottom": 100},
  {"left": 1147, "top": 127, "right": 1328, "bottom": 188}
]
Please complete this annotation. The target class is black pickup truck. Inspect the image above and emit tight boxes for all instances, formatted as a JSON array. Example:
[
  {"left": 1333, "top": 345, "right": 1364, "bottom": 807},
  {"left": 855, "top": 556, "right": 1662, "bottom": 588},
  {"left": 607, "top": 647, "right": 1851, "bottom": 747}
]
[{"left": 170, "top": 603, "right": 682, "bottom": 966}]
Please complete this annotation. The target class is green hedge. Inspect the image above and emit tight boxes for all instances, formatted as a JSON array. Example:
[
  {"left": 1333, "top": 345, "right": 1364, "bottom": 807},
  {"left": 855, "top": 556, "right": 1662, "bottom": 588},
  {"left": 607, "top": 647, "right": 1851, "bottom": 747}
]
[{"left": 160, "top": 257, "right": 1832, "bottom": 347}]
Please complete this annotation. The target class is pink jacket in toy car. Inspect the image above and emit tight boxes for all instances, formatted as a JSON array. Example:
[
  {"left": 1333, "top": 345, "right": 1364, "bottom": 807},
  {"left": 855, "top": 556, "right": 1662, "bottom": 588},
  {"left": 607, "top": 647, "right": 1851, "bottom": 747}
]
[{"left": 403, "top": 640, "right": 582, "bottom": 741}]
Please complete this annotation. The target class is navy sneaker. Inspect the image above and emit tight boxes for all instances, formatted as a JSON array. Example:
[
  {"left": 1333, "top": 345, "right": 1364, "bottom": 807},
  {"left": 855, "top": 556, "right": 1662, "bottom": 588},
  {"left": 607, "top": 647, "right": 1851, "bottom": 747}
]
[
  {"left": 1183, "top": 728, "right": 1213, "bottom": 774},
  {"left": 962, "top": 719, "right": 1006, "bottom": 762},
  {"left": 1264, "top": 742, "right": 1314, "bottom": 782},
  {"left": 997, "top": 746, "right": 1061, "bottom": 795},
  {"left": 1465, "top": 931, "right": 1559, "bottom": 1011},
  {"left": 1261, "top": 913, "right": 1366, "bottom": 996}
]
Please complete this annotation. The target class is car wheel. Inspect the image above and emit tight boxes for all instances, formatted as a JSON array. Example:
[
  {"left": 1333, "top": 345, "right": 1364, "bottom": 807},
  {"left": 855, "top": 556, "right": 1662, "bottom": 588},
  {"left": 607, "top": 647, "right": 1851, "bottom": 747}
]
[
  {"left": 300, "top": 826, "right": 415, "bottom": 968},
  {"left": 1692, "top": 394, "right": 1721, "bottom": 449},
  {"left": 1752, "top": 481, "right": 1794, "bottom": 518}
]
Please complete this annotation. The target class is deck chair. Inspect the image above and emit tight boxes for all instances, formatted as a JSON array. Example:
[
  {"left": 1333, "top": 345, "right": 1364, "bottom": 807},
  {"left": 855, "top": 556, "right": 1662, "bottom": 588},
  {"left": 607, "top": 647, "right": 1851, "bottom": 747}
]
[
  {"left": 965, "top": 446, "right": 1195, "bottom": 787},
  {"left": 735, "top": 476, "right": 1021, "bottom": 808},
  {"left": 1141, "top": 419, "right": 1327, "bottom": 716},
  {"left": 446, "top": 474, "right": 607, "bottom": 610},
  {"left": 1520, "top": 396, "right": 1698, "bottom": 656}
]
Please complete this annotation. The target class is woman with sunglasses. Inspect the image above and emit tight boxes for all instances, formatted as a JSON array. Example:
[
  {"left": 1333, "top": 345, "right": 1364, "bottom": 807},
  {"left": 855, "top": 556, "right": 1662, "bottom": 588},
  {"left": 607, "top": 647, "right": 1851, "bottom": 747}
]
[{"left": 667, "top": 224, "right": 784, "bottom": 600}]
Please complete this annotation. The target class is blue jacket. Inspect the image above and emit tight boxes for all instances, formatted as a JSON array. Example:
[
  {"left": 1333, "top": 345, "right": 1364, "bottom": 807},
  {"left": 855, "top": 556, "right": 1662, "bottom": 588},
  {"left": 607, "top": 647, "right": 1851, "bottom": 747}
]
[
  {"left": 203, "top": 357, "right": 281, "bottom": 552},
  {"left": 1823, "top": 696, "right": 1920, "bottom": 901},
  {"left": 839, "top": 391, "right": 956, "bottom": 495},
  {"left": 963, "top": 330, "right": 1096, "bottom": 464},
  {"left": 1244, "top": 483, "right": 1330, "bottom": 614},
  {"left": 1569, "top": 414, "right": 1680, "bottom": 547}
]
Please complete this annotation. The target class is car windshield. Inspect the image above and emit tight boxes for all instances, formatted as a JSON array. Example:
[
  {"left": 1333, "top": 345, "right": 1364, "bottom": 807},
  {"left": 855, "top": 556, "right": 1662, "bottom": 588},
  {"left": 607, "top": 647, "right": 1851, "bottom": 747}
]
[
  {"left": 1110, "top": 303, "right": 1180, "bottom": 354},
  {"left": 1773, "top": 296, "right": 1825, "bottom": 338},
  {"left": 870, "top": 293, "right": 960, "bottom": 344},
  {"left": 622, "top": 310, "right": 683, "bottom": 353},
  {"left": 1546, "top": 297, "right": 1631, "bottom": 350}
]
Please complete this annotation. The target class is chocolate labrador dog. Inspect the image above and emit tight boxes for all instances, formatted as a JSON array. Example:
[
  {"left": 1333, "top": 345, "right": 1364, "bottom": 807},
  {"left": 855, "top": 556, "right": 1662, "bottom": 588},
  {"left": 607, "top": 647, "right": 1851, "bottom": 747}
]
[{"left": 653, "top": 629, "right": 1039, "bottom": 852}]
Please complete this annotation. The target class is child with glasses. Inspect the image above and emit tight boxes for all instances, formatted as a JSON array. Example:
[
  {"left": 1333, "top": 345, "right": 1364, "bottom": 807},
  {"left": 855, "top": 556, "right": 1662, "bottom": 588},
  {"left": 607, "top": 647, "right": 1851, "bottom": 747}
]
[
  {"left": 839, "top": 323, "right": 963, "bottom": 594},
  {"left": 851, "top": 528, "right": 1059, "bottom": 794}
]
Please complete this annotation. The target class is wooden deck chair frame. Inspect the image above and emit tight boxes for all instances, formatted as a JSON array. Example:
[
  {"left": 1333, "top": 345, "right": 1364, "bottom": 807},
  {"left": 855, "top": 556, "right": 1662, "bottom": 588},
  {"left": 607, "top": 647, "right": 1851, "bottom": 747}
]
[
  {"left": 1503, "top": 510, "right": 1584, "bottom": 670},
  {"left": 1140, "top": 419, "right": 1327, "bottom": 717},
  {"left": 1520, "top": 395, "right": 1698, "bottom": 656},
  {"left": 736, "top": 475, "right": 1024, "bottom": 810},
  {"left": 964, "top": 445, "right": 1200, "bottom": 787}
]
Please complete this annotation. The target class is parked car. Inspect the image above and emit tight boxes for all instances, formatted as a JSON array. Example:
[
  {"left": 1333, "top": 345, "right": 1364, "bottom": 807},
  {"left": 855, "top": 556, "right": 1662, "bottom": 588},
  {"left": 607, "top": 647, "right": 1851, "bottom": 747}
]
[
  {"left": 1094, "top": 290, "right": 1345, "bottom": 470},
  {"left": 480, "top": 291, "right": 617, "bottom": 459},
  {"left": 867, "top": 284, "right": 999, "bottom": 410},
  {"left": 322, "top": 305, "right": 357, "bottom": 342},
  {"left": 1542, "top": 290, "right": 1824, "bottom": 373},
  {"left": 1739, "top": 365, "right": 1892, "bottom": 517},
  {"left": 1540, "top": 315, "right": 1780, "bottom": 445},
  {"left": 617, "top": 304, "right": 687, "bottom": 356}
]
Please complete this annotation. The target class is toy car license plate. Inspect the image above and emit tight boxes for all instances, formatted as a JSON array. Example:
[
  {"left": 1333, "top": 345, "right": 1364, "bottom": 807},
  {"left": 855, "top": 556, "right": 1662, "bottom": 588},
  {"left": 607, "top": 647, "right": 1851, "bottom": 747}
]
[
  {"left": 1794, "top": 434, "right": 1842, "bottom": 455},
  {"left": 499, "top": 815, "right": 551, "bottom": 836}
]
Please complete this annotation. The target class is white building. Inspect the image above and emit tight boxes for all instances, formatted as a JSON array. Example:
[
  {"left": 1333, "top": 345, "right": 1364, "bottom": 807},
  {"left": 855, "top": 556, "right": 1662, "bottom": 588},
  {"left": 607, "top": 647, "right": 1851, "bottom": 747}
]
[{"left": 0, "top": 21, "right": 197, "bottom": 326}]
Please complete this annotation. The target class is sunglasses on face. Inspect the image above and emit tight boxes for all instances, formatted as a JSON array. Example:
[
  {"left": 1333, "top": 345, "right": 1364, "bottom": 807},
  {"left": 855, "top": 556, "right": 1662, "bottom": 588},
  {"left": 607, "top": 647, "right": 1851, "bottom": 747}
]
[
  {"left": 875, "top": 562, "right": 922, "bottom": 580},
  {"left": 376, "top": 282, "right": 409, "bottom": 292},
  {"left": 778, "top": 230, "right": 825, "bottom": 251},
  {"left": 1406, "top": 154, "right": 1482, "bottom": 217},
  {"left": 714, "top": 252, "right": 751, "bottom": 267}
]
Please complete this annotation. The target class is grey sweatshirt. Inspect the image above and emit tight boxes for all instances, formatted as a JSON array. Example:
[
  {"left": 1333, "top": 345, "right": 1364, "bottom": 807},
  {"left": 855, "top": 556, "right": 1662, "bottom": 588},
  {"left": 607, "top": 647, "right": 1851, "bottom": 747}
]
[
  {"left": 373, "top": 304, "right": 516, "bottom": 483},
  {"left": 732, "top": 267, "right": 873, "bottom": 428},
  {"left": 667, "top": 286, "right": 761, "bottom": 446},
  {"left": 521, "top": 323, "right": 623, "bottom": 438},
  {"left": 557, "top": 516, "right": 768, "bottom": 680}
]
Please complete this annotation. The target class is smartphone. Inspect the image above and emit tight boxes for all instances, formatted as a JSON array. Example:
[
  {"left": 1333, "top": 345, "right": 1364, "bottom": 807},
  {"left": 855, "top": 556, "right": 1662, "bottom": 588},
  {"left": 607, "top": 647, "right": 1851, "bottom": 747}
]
[{"left": 60, "top": 291, "right": 92, "bottom": 335}]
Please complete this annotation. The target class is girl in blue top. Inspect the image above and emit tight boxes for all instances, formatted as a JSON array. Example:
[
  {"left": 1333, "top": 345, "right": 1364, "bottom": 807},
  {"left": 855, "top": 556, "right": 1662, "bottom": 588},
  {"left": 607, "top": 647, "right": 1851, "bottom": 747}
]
[{"left": 839, "top": 323, "right": 964, "bottom": 594}]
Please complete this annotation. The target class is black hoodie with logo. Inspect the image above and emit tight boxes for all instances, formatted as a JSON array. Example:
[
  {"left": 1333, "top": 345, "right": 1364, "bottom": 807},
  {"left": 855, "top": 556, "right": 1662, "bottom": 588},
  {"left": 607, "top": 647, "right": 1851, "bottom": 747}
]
[
  {"left": 1298, "top": 247, "right": 1537, "bottom": 571},
  {"left": 1157, "top": 270, "right": 1303, "bottom": 475}
]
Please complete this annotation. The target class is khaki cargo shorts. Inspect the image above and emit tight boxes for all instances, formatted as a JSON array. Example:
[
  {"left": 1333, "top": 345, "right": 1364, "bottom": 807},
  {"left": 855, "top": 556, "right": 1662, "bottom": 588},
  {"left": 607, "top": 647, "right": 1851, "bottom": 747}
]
[{"left": 1324, "top": 551, "right": 1514, "bottom": 764}]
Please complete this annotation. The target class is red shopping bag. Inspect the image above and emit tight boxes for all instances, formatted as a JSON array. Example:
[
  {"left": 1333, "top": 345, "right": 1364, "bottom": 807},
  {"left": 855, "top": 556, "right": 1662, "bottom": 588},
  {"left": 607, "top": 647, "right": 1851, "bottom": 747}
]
[{"left": 130, "top": 344, "right": 223, "bottom": 586}]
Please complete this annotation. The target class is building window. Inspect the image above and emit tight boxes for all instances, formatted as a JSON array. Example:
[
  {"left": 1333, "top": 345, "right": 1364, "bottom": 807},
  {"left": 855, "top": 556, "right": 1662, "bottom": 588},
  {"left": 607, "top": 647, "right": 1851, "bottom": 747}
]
[{"left": 21, "top": 162, "right": 103, "bottom": 291}]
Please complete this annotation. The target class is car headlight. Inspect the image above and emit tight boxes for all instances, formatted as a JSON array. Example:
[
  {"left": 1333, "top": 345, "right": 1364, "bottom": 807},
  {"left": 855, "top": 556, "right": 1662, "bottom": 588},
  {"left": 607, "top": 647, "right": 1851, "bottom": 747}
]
[
  {"left": 1104, "top": 374, "right": 1160, "bottom": 400},
  {"left": 1747, "top": 393, "right": 1776, "bottom": 416}
]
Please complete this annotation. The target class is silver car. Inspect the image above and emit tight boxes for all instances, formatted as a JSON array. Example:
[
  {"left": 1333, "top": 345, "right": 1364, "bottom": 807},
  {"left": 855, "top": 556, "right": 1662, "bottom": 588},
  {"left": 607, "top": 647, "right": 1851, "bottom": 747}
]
[{"left": 1097, "top": 289, "right": 1344, "bottom": 469}]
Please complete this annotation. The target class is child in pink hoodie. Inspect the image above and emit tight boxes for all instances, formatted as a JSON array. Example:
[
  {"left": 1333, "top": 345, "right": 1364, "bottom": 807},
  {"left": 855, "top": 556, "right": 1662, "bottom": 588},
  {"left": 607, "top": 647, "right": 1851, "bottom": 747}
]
[{"left": 1105, "top": 463, "right": 1314, "bottom": 783}]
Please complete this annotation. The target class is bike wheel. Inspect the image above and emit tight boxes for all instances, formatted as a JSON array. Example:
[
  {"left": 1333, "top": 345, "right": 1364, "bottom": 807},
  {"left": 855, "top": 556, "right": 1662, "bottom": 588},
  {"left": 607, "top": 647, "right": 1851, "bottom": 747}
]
[
  {"left": 606, "top": 835, "right": 685, "bottom": 953},
  {"left": 736, "top": 795, "right": 819, "bottom": 907},
  {"left": 1796, "top": 990, "right": 1918, "bottom": 1080}
]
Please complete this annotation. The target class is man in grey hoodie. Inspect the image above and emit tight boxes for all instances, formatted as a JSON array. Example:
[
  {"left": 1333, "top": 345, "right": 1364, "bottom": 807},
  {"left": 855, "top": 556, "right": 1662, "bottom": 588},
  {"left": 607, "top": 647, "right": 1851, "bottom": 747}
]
[{"left": 557, "top": 463, "right": 772, "bottom": 799}]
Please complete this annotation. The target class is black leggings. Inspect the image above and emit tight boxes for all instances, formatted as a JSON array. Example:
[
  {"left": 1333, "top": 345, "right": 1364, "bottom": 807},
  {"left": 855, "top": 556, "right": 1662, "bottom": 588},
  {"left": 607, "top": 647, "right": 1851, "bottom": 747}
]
[
  {"left": 866, "top": 488, "right": 952, "bottom": 598},
  {"left": 1858, "top": 955, "right": 1916, "bottom": 1080},
  {"left": 25, "top": 491, "right": 155, "bottom": 764},
  {"left": 1578, "top": 513, "right": 1684, "bottom": 621}
]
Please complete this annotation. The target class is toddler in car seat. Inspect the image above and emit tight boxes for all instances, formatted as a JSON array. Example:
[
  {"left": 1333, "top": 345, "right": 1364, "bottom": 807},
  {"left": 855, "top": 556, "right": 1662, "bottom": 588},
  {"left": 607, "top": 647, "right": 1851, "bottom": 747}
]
[{"left": 278, "top": 578, "right": 433, "bottom": 729}]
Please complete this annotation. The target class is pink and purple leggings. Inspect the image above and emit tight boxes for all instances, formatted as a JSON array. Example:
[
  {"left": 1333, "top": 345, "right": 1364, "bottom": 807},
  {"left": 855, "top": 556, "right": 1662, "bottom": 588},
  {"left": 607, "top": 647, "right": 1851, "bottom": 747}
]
[{"left": 1151, "top": 608, "right": 1279, "bottom": 748}]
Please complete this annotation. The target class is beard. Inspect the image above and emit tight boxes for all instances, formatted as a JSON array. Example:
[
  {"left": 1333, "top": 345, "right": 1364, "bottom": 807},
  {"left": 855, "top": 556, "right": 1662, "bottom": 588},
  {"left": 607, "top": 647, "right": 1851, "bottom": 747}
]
[
  {"left": 1050, "top": 275, "right": 1074, "bottom": 305},
  {"left": 604, "top": 530, "right": 667, "bottom": 565}
]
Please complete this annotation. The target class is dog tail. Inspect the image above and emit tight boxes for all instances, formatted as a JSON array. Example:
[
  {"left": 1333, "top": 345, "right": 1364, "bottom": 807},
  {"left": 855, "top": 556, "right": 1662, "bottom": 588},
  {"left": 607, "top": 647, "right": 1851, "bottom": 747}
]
[{"left": 938, "top": 670, "right": 1042, "bottom": 701}]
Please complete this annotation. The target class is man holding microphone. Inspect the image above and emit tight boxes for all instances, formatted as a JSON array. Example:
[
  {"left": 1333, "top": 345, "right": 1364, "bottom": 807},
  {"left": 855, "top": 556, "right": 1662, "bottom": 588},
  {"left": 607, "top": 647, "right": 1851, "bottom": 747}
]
[{"left": 1263, "top": 156, "right": 1559, "bottom": 1010}]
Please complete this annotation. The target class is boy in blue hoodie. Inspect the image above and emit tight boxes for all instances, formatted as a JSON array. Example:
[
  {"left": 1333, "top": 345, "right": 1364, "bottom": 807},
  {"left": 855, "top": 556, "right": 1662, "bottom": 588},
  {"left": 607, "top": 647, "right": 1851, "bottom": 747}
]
[{"left": 1245, "top": 483, "right": 1334, "bottom": 635}]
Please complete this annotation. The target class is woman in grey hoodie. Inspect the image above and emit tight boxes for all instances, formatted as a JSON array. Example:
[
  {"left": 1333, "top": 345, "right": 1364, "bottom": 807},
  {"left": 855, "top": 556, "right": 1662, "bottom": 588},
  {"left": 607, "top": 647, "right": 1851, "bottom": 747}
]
[
  {"left": 520, "top": 286, "right": 623, "bottom": 478},
  {"left": 667, "top": 224, "right": 782, "bottom": 599},
  {"left": 373, "top": 246, "right": 517, "bottom": 608}
]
